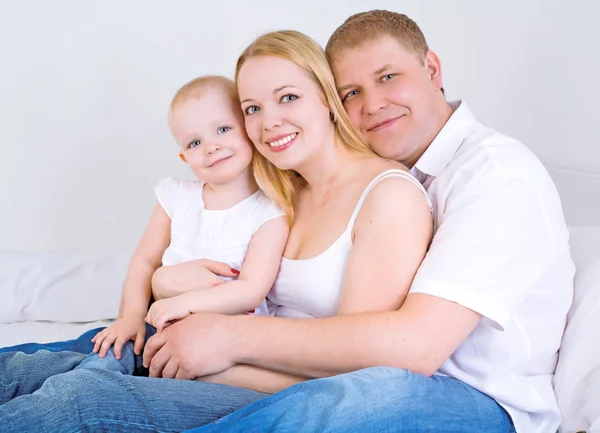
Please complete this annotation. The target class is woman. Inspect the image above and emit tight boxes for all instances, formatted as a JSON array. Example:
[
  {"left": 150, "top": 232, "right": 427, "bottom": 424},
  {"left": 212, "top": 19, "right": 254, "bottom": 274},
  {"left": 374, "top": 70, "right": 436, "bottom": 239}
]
[{"left": 0, "top": 30, "right": 432, "bottom": 431}]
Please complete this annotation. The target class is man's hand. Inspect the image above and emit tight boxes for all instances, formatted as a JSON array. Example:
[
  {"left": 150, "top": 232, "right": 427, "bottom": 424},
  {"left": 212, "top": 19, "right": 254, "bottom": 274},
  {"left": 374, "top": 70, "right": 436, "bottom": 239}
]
[{"left": 142, "top": 312, "right": 242, "bottom": 379}]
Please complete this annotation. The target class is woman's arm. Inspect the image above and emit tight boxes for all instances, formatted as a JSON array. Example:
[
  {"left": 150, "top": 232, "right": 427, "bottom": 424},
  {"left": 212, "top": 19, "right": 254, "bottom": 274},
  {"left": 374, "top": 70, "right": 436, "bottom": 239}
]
[
  {"left": 151, "top": 259, "right": 238, "bottom": 300},
  {"left": 338, "top": 176, "right": 433, "bottom": 314},
  {"left": 146, "top": 216, "right": 289, "bottom": 330},
  {"left": 198, "top": 365, "right": 305, "bottom": 394}
]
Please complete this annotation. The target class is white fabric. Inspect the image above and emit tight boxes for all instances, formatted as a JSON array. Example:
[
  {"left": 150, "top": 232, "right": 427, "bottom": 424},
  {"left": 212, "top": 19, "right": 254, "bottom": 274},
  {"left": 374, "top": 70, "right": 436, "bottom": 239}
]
[
  {"left": 0, "top": 320, "right": 114, "bottom": 348},
  {"left": 155, "top": 177, "right": 284, "bottom": 316},
  {"left": 0, "top": 249, "right": 128, "bottom": 324},
  {"left": 269, "top": 169, "right": 429, "bottom": 318},
  {"left": 408, "top": 101, "right": 575, "bottom": 433},
  {"left": 554, "top": 226, "right": 600, "bottom": 433}
]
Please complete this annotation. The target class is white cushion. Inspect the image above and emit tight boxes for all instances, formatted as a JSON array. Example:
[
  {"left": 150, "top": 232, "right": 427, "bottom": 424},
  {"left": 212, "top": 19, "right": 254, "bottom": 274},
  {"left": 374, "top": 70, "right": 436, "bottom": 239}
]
[
  {"left": 554, "top": 227, "right": 600, "bottom": 433},
  {"left": 0, "top": 249, "right": 129, "bottom": 323}
]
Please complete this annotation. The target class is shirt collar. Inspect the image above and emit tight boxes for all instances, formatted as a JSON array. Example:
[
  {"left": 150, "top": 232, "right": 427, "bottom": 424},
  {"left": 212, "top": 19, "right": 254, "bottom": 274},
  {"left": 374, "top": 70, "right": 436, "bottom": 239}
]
[{"left": 410, "top": 100, "right": 477, "bottom": 179}]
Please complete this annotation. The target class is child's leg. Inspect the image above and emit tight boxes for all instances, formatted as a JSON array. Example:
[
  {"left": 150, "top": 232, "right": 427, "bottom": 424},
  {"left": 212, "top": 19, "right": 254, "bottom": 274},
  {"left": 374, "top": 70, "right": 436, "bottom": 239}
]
[{"left": 0, "top": 350, "right": 87, "bottom": 404}]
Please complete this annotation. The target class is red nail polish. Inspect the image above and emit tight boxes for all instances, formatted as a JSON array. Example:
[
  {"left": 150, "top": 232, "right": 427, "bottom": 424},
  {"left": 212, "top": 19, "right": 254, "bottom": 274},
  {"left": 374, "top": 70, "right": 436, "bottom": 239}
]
[{"left": 231, "top": 268, "right": 240, "bottom": 275}]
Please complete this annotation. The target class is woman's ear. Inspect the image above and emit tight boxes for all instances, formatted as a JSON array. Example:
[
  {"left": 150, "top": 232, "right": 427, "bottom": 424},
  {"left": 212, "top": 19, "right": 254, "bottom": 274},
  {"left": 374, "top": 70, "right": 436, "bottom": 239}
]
[{"left": 178, "top": 151, "right": 187, "bottom": 163}]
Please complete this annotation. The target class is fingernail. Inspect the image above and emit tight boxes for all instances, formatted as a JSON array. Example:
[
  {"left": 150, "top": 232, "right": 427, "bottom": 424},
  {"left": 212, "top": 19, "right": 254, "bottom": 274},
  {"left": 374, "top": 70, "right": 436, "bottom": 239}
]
[{"left": 231, "top": 268, "right": 240, "bottom": 275}]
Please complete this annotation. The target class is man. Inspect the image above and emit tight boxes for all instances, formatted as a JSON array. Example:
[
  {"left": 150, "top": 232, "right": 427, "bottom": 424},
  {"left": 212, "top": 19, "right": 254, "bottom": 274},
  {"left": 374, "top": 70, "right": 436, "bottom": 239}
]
[{"left": 1, "top": 10, "right": 573, "bottom": 433}]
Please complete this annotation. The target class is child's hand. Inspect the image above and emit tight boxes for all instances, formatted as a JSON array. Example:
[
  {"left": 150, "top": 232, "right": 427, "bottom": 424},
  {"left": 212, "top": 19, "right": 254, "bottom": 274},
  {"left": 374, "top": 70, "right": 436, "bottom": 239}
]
[
  {"left": 91, "top": 316, "right": 146, "bottom": 359},
  {"left": 145, "top": 296, "right": 191, "bottom": 332}
]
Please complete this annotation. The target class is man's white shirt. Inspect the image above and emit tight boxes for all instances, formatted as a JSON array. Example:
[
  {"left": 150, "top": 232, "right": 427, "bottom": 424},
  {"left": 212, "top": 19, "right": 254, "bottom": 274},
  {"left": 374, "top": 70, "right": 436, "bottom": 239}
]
[{"left": 410, "top": 101, "right": 575, "bottom": 433}]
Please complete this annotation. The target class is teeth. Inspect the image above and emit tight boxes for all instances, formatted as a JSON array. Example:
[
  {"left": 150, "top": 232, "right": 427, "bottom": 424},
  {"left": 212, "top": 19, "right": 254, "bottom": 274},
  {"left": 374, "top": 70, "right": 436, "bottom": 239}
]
[{"left": 268, "top": 133, "right": 297, "bottom": 147}]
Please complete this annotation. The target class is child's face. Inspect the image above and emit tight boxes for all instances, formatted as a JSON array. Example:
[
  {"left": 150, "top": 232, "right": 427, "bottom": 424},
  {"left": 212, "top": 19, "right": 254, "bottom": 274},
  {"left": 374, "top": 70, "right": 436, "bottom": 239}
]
[{"left": 169, "top": 88, "right": 253, "bottom": 185}]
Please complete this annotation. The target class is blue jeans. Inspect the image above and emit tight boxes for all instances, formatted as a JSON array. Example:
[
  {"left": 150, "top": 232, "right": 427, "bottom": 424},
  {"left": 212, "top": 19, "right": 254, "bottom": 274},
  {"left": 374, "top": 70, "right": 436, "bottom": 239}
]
[
  {"left": 189, "top": 368, "right": 516, "bottom": 433},
  {"left": 0, "top": 348, "right": 268, "bottom": 431},
  {"left": 1, "top": 330, "right": 515, "bottom": 432}
]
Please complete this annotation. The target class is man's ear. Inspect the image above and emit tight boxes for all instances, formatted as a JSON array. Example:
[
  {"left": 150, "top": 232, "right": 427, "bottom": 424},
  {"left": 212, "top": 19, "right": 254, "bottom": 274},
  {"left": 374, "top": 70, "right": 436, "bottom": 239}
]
[
  {"left": 425, "top": 50, "right": 444, "bottom": 92},
  {"left": 178, "top": 151, "right": 187, "bottom": 163}
]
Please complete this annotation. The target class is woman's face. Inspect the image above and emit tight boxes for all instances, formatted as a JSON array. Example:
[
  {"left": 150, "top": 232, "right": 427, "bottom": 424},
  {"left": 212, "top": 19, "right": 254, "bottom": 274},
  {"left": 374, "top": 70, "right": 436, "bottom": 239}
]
[{"left": 237, "top": 55, "right": 334, "bottom": 171}]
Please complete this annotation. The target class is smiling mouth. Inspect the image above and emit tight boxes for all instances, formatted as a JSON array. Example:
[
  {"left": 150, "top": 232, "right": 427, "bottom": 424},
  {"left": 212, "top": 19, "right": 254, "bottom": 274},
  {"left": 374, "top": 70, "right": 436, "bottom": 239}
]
[
  {"left": 266, "top": 133, "right": 298, "bottom": 147},
  {"left": 367, "top": 115, "right": 404, "bottom": 132},
  {"left": 206, "top": 155, "right": 232, "bottom": 168}
]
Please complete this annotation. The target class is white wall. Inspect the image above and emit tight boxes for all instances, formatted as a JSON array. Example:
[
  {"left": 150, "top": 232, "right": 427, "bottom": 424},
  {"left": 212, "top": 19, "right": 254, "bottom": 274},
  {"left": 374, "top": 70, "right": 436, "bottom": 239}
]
[{"left": 1, "top": 0, "right": 598, "bottom": 250}]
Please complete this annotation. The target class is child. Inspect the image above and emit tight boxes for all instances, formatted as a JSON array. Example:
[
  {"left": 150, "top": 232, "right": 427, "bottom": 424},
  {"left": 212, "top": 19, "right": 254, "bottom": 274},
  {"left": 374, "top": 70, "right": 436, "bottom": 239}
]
[{"left": 91, "top": 75, "right": 289, "bottom": 360}]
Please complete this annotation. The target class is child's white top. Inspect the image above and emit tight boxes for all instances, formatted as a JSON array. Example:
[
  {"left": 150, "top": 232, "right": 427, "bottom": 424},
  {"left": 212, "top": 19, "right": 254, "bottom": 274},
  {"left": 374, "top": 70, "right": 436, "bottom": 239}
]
[{"left": 154, "top": 177, "right": 285, "bottom": 315}]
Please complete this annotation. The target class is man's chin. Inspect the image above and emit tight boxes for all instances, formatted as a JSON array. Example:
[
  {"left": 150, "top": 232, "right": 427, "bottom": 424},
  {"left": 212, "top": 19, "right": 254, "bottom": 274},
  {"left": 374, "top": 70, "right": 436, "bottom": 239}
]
[{"left": 370, "top": 142, "right": 404, "bottom": 162}]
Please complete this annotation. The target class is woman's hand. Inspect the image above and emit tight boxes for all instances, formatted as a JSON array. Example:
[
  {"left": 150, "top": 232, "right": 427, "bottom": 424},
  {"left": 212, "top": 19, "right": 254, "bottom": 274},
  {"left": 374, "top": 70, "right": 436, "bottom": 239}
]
[
  {"left": 91, "top": 315, "right": 146, "bottom": 359},
  {"left": 145, "top": 295, "right": 191, "bottom": 332}
]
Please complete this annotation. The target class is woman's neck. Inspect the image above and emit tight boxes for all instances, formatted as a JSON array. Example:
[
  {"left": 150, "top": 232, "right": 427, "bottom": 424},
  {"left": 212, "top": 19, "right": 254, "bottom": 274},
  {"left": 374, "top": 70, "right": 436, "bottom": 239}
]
[
  {"left": 296, "top": 138, "right": 369, "bottom": 202},
  {"left": 202, "top": 168, "right": 258, "bottom": 210}
]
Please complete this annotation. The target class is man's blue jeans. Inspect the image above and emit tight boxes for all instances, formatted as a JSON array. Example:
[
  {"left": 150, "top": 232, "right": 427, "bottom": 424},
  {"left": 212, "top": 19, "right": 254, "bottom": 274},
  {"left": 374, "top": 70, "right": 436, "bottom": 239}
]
[{"left": 0, "top": 332, "right": 515, "bottom": 432}]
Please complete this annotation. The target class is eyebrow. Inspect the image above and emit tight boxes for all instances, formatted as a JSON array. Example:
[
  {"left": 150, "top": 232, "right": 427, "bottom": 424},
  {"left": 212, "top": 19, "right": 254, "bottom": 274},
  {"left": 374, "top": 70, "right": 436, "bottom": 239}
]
[
  {"left": 336, "top": 64, "right": 393, "bottom": 94},
  {"left": 240, "top": 85, "right": 295, "bottom": 105}
]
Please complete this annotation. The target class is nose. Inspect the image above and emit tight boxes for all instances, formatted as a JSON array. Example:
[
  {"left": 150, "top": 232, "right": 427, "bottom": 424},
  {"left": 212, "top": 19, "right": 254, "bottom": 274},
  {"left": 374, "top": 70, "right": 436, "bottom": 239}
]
[
  {"left": 204, "top": 141, "right": 221, "bottom": 156},
  {"left": 363, "top": 88, "right": 388, "bottom": 115},
  {"left": 261, "top": 106, "right": 283, "bottom": 131}
]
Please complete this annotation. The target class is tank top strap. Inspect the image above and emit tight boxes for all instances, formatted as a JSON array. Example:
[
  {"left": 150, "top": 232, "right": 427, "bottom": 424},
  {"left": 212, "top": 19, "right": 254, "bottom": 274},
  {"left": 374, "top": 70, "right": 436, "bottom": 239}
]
[{"left": 346, "top": 169, "right": 431, "bottom": 232}]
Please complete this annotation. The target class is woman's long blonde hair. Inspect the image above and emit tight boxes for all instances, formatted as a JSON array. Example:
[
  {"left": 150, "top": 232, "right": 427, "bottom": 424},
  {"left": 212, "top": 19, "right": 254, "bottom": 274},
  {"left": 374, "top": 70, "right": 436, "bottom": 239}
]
[{"left": 235, "top": 30, "right": 376, "bottom": 225}]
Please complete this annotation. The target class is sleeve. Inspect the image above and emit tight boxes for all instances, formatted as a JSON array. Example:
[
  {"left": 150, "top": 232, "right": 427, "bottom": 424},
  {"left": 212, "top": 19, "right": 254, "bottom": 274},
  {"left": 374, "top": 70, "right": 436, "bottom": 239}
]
[
  {"left": 251, "top": 194, "right": 286, "bottom": 235},
  {"left": 154, "top": 176, "right": 181, "bottom": 219},
  {"left": 409, "top": 175, "right": 557, "bottom": 331}
]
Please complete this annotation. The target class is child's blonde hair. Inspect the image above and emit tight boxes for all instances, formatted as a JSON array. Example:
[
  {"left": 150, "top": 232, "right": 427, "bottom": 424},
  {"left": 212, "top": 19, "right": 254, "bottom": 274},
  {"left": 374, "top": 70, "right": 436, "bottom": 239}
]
[
  {"left": 169, "top": 75, "right": 240, "bottom": 115},
  {"left": 235, "top": 30, "right": 376, "bottom": 225}
]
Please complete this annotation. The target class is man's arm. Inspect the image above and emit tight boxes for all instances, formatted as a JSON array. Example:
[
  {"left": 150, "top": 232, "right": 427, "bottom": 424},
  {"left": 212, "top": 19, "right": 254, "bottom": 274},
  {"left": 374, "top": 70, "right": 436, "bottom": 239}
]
[
  {"left": 145, "top": 175, "right": 554, "bottom": 381},
  {"left": 230, "top": 294, "right": 481, "bottom": 378}
]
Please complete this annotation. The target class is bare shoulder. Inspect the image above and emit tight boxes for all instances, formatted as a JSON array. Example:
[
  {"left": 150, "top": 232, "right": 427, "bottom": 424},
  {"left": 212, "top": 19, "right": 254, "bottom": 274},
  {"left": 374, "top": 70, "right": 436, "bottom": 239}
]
[{"left": 355, "top": 164, "right": 431, "bottom": 227}]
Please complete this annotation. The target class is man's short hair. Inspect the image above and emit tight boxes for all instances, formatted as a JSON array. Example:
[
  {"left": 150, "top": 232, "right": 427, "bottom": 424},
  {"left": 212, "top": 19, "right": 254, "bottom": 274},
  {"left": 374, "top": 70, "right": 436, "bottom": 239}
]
[{"left": 326, "top": 9, "right": 429, "bottom": 64}]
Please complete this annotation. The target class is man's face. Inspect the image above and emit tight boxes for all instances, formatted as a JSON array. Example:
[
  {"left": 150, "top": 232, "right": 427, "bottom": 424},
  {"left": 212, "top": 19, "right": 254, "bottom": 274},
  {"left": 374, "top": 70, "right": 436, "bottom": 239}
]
[{"left": 331, "top": 35, "right": 443, "bottom": 166}]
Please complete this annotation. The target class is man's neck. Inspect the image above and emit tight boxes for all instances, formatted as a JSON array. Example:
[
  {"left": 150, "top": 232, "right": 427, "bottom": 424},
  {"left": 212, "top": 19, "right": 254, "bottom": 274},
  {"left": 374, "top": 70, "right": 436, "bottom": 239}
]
[{"left": 406, "top": 100, "right": 456, "bottom": 169}]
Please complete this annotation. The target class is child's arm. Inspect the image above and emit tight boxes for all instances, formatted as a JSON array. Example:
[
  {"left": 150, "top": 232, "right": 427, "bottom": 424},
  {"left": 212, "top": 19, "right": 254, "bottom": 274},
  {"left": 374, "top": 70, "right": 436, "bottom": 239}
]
[
  {"left": 92, "top": 203, "right": 170, "bottom": 358},
  {"left": 146, "top": 216, "right": 288, "bottom": 331}
]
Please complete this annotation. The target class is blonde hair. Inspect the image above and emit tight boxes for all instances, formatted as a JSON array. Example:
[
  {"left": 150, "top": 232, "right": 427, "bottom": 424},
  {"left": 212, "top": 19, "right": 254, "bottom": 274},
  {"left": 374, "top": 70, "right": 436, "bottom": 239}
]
[
  {"left": 326, "top": 10, "right": 429, "bottom": 63},
  {"left": 169, "top": 75, "right": 239, "bottom": 114},
  {"left": 235, "top": 30, "right": 376, "bottom": 225}
]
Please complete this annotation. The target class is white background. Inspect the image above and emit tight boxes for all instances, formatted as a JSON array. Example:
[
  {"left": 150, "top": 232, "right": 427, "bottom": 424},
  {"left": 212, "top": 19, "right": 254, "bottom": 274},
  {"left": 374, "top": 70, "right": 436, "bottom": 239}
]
[{"left": 1, "top": 0, "right": 598, "bottom": 250}]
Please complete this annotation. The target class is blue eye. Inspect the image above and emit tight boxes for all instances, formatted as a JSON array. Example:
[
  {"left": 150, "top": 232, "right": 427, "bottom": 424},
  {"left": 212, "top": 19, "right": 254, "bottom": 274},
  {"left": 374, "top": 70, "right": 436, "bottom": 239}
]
[
  {"left": 217, "top": 126, "right": 231, "bottom": 134},
  {"left": 342, "top": 89, "right": 359, "bottom": 103},
  {"left": 245, "top": 106, "right": 259, "bottom": 115},
  {"left": 188, "top": 140, "right": 201, "bottom": 149},
  {"left": 281, "top": 94, "right": 298, "bottom": 103},
  {"left": 381, "top": 74, "right": 394, "bottom": 82}
]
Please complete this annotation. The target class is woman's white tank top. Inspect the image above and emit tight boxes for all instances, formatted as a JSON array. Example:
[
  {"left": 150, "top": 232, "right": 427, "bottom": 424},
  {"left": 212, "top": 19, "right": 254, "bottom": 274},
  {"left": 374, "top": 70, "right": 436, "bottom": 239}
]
[{"left": 268, "top": 169, "right": 430, "bottom": 318}]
